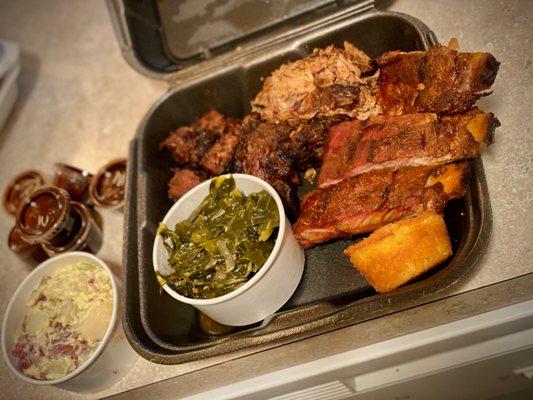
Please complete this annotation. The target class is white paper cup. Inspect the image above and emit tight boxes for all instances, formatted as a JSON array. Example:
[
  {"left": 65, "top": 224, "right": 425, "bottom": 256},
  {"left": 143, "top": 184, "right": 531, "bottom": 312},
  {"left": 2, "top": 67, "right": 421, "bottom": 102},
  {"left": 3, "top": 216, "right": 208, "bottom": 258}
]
[
  {"left": 1, "top": 252, "right": 137, "bottom": 393},
  {"left": 153, "top": 174, "right": 305, "bottom": 326}
]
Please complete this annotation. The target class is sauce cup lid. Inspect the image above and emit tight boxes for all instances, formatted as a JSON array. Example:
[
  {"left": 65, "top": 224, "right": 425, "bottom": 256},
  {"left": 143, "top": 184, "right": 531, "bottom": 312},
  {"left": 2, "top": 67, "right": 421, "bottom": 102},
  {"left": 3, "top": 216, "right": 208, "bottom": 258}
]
[
  {"left": 8, "top": 225, "right": 40, "bottom": 254},
  {"left": 53, "top": 163, "right": 93, "bottom": 203},
  {"left": 89, "top": 158, "right": 127, "bottom": 208},
  {"left": 16, "top": 186, "right": 71, "bottom": 244},
  {"left": 2, "top": 170, "right": 45, "bottom": 216}
]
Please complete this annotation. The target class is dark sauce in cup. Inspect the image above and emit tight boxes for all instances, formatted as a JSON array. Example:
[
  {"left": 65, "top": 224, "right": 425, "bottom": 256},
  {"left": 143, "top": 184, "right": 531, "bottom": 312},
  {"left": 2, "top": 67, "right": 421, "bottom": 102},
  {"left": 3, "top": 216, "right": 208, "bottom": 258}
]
[
  {"left": 8, "top": 226, "right": 48, "bottom": 262},
  {"left": 17, "top": 186, "right": 71, "bottom": 244},
  {"left": 16, "top": 186, "right": 102, "bottom": 255},
  {"left": 53, "top": 163, "right": 93, "bottom": 204},
  {"left": 89, "top": 158, "right": 127, "bottom": 209}
]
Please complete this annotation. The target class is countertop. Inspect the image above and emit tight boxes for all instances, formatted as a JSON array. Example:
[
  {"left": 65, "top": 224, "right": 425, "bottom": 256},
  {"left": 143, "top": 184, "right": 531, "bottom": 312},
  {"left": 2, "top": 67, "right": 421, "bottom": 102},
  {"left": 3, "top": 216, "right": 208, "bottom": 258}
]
[{"left": 0, "top": 0, "right": 531, "bottom": 399}]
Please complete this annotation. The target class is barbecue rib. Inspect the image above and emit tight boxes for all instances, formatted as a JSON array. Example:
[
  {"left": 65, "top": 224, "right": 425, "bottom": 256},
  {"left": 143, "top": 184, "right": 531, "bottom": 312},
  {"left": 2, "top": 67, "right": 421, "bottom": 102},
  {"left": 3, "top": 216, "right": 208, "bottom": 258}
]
[
  {"left": 318, "top": 108, "right": 498, "bottom": 187},
  {"left": 377, "top": 42, "right": 499, "bottom": 114},
  {"left": 294, "top": 163, "right": 469, "bottom": 248},
  {"left": 252, "top": 42, "right": 380, "bottom": 122}
]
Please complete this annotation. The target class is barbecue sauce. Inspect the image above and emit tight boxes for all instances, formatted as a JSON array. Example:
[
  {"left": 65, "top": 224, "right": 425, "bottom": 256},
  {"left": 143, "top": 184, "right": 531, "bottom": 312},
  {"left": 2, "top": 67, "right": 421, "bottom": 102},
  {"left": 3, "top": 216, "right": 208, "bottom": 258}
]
[
  {"left": 53, "top": 163, "right": 93, "bottom": 204},
  {"left": 89, "top": 158, "right": 127, "bottom": 209},
  {"left": 16, "top": 186, "right": 102, "bottom": 255},
  {"left": 8, "top": 225, "right": 48, "bottom": 262}
]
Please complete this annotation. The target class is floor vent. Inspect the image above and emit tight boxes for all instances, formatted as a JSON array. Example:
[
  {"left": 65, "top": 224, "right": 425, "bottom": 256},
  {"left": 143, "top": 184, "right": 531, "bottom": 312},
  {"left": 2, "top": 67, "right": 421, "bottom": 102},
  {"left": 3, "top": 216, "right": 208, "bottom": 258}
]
[{"left": 268, "top": 380, "right": 353, "bottom": 400}]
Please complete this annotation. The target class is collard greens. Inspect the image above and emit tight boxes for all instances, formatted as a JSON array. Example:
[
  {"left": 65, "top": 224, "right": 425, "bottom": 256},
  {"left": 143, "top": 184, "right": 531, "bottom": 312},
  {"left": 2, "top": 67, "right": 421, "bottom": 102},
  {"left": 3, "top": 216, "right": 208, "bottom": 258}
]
[{"left": 157, "top": 176, "right": 280, "bottom": 299}]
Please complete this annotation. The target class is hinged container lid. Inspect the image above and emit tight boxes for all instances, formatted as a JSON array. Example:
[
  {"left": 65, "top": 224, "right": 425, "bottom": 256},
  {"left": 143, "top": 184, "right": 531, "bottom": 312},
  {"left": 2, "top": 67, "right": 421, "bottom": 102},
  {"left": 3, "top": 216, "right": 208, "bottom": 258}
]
[{"left": 107, "top": 0, "right": 374, "bottom": 81}]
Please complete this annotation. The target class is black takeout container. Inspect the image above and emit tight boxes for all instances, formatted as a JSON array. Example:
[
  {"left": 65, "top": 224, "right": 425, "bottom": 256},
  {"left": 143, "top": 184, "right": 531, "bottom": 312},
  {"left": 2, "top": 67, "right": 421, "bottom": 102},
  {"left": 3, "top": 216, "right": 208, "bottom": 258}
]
[{"left": 109, "top": 0, "right": 492, "bottom": 363}]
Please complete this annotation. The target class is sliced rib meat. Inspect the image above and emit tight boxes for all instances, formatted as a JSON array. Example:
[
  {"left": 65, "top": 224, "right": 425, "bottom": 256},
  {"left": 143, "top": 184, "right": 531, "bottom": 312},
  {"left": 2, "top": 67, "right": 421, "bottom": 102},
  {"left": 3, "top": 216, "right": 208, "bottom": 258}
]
[
  {"left": 318, "top": 108, "right": 498, "bottom": 187},
  {"left": 377, "top": 42, "right": 499, "bottom": 114},
  {"left": 294, "top": 163, "right": 469, "bottom": 248}
]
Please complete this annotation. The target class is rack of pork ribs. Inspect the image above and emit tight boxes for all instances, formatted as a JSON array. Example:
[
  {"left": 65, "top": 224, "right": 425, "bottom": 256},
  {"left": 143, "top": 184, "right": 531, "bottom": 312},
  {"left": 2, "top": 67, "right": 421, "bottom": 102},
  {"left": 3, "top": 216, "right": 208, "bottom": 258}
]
[{"left": 160, "top": 40, "right": 500, "bottom": 248}]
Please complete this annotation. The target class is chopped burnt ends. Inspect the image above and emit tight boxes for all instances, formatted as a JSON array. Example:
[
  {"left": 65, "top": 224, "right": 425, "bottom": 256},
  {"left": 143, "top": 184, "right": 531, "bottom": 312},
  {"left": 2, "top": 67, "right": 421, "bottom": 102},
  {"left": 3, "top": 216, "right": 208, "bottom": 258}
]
[{"left": 161, "top": 110, "right": 242, "bottom": 199}]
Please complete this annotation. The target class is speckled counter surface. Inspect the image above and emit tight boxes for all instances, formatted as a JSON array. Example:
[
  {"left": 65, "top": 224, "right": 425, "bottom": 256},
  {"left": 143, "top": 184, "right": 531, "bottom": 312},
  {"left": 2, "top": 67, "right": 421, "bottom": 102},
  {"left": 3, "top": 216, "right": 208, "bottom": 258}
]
[{"left": 0, "top": 0, "right": 531, "bottom": 399}]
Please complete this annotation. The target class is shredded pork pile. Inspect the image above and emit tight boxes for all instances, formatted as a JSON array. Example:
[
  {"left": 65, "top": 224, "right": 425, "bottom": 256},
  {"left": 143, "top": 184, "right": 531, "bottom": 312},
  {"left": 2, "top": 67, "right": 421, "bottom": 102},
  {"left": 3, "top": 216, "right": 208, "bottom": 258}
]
[{"left": 252, "top": 42, "right": 380, "bottom": 122}]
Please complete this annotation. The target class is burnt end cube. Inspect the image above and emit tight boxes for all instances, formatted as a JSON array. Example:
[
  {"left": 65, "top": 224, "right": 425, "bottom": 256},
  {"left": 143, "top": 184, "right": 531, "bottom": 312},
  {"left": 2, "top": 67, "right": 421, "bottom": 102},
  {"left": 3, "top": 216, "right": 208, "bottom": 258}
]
[{"left": 200, "top": 133, "right": 240, "bottom": 176}]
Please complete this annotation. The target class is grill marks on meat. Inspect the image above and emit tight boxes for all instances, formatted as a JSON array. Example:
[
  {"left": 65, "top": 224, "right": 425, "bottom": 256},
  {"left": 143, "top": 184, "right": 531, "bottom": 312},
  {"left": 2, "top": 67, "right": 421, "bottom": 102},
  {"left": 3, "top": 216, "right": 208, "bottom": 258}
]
[
  {"left": 377, "top": 43, "right": 499, "bottom": 114},
  {"left": 318, "top": 108, "right": 498, "bottom": 187},
  {"left": 161, "top": 110, "right": 242, "bottom": 199},
  {"left": 294, "top": 163, "right": 469, "bottom": 248},
  {"left": 293, "top": 40, "right": 498, "bottom": 249},
  {"left": 159, "top": 40, "right": 498, "bottom": 251},
  {"left": 252, "top": 42, "right": 380, "bottom": 122}
]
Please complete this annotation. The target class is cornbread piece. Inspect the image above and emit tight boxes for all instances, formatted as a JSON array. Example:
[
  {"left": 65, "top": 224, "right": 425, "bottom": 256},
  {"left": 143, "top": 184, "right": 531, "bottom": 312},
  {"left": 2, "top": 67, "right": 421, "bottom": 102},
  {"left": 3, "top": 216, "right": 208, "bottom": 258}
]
[
  {"left": 318, "top": 108, "right": 498, "bottom": 187},
  {"left": 344, "top": 212, "right": 452, "bottom": 293},
  {"left": 294, "top": 163, "right": 468, "bottom": 248},
  {"left": 252, "top": 42, "right": 379, "bottom": 122},
  {"left": 377, "top": 41, "right": 499, "bottom": 114}
]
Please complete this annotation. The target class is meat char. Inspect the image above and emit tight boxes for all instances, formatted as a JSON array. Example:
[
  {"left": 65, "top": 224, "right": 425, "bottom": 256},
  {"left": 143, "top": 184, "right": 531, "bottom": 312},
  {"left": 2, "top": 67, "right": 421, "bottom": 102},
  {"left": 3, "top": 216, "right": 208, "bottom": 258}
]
[
  {"left": 252, "top": 42, "right": 379, "bottom": 122},
  {"left": 294, "top": 163, "right": 469, "bottom": 248},
  {"left": 168, "top": 169, "right": 206, "bottom": 201},
  {"left": 160, "top": 110, "right": 242, "bottom": 199},
  {"left": 160, "top": 126, "right": 217, "bottom": 166},
  {"left": 377, "top": 41, "right": 499, "bottom": 115},
  {"left": 318, "top": 108, "right": 498, "bottom": 187},
  {"left": 290, "top": 114, "right": 351, "bottom": 170},
  {"left": 200, "top": 132, "right": 241, "bottom": 176},
  {"left": 233, "top": 119, "right": 300, "bottom": 218},
  {"left": 160, "top": 110, "right": 241, "bottom": 168}
]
